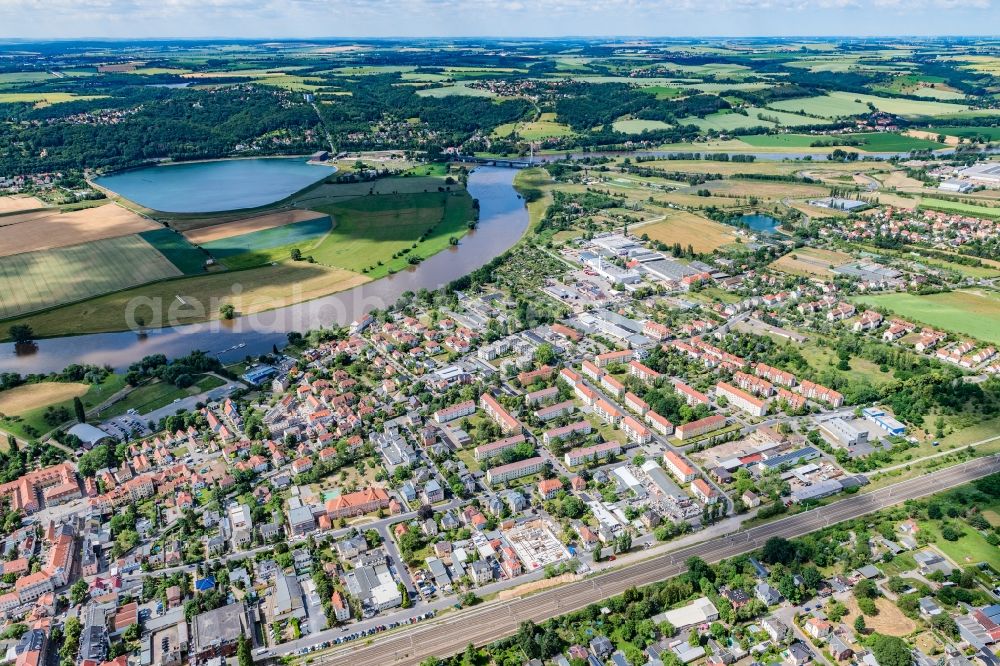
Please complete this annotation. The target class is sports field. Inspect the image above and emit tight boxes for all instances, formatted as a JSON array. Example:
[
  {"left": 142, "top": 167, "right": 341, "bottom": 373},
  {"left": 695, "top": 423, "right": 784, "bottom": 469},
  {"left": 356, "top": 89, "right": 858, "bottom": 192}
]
[
  {"left": 638, "top": 210, "right": 739, "bottom": 253},
  {"left": 0, "top": 382, "right": 90, "bottom": 416},
  {"left": 852, "top": 289, "right": 1000, "bottom": 345},
  {"left": 0, "top": 235, "right": 182, "bottom": 319},
  {"left": 0, "top": 203, "right": 160, "bottom": 257},
  {"left": 139, "top": 229, "right": 208, "bottom": 274},
  {"left": 311, "top": 191, "right": 474, "bottom": 278}
]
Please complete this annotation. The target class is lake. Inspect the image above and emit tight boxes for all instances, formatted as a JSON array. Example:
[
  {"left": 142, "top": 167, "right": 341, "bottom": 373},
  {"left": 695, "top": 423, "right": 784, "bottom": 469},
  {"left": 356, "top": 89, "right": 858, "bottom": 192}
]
[
  {"left": 737, "top": 213, "right": 782, "bottom": 234},
  {"left": 94, "top": 157, "right": 336, "bottom": 213}
]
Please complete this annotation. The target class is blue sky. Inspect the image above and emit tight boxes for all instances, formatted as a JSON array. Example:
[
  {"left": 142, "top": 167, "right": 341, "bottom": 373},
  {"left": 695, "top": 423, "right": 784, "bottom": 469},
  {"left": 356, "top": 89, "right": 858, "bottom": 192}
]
[{"left": 0, "top": 0, "right": 996, "bottom": 39}]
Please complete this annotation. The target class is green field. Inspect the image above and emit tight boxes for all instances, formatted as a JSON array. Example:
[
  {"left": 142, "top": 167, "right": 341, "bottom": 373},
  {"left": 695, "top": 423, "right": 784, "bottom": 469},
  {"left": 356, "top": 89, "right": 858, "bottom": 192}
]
[
  {"left": 311, "top": 191, "right": 474, "bottom": 278},
  {"left": 0, "top": 235, "right": 182, "bottom": 319},
  {"left": 0, "top": 92, "right": 105, "bottom": 106},
  {"left": 770, "top": 91, "right": 980, "bottom": 119},
  {"left": 741, "top": 132, "right": 944, "bottom": 151},
  {"left": 679, "top": 111, "right": 774, "bottom": 132},
  {"left": 641, "top": 86, "right": 684, "bottom": 100},
  {"left": 416, "top": 84, "right": 497, "bottom": 98},
  {"left": 202, "top": 216, "right": 333, "bottom": 267},
  {"left": 917, "top": 519, "right": 1000, "bottom": 570},
  {"left": 99, "top": 374, "right": 226, "bottom": 419},
  {"left": 853, "top": 289, "right": 1000, "bottom": 345},
  {"left": 612, "top": 118, "right": 674, "bottom": 134},
  {"left": 919, "top": 197, "right": 1000, "bottom": 220},
  {"left": 931, "top": 126, "right": 1000, "bottom": 141},
  {"left": 0, "top": 374, "right": 127, "bottom": 441},
  {"left": 140, "top": 229, "right": 208, "bottom": 275},
  {"left": 493, "top": 118, "right": 574, "bottom": 140}
]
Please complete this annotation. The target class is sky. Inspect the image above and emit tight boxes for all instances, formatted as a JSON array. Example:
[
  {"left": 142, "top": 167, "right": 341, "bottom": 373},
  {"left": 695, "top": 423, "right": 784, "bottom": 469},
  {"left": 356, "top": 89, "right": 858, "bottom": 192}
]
[{"left": 0, "top": 0, "right": 997, "bottom": 40}]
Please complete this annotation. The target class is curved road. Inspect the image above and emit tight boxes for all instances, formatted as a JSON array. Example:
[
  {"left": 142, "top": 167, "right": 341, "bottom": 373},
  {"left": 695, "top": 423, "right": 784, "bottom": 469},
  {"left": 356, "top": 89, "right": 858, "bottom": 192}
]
[{"left": 292, "top": 454, "right": 1000, "bottom": 666}]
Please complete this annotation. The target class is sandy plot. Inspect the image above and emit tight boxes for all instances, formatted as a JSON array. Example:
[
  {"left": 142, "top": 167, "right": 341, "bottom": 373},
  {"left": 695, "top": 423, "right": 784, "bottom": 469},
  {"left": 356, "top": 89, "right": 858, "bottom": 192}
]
[
  {"left": 0, "top": 195, "right": 46, "bottom": 214},
  {"left": 843, "top": 596, "right": 917, "bottom": 636},
  {"left": 640, "top": 211, "right": 739, "bottom": 253},
  {"left": 497, "top": 573, "right": 580, "bottom": 600},
  {"left": 0, "top": 382, "right": 90, "bottom": 415},
  {"left": 184, "top": 209, "right": 328, "bottom": 244},
  {"left": 0, "top": 203, "right": 160, "bottom": 257}
]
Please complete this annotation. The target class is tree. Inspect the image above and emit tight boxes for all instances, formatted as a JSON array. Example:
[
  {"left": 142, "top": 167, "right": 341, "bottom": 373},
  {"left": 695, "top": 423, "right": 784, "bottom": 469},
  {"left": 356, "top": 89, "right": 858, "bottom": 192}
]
[
  {"left": 237, "top": 634, "right": 253, "bottom": 666},
  {"left": 854, "top": 615, "right": 866, "bottom": 634},
  {"left": 8, "top": 325, "right": 34, "bottom": 345},
  {"left": 399, "top": 582, "right": 411, "bottom": 609},
  {"left": 534, "top": 343, "right": 556, "bottom": 366},
  {"left": 73, "top": 397, "right": 86, "bottom": 424},
  {"left": 290, "top": 248, "right": 302, "bottom": 261},
  {"left": 220, "top": 303, "right": 236, "bottom": 320},
  {"left": 761, "top": 537, "right": 796, "bottom": 565},
  {"left": 69, "top": 579, "right": 89, "bottom": 605},
  {"left": 870, "top": 635, "right": 911, "bottom": 666}
]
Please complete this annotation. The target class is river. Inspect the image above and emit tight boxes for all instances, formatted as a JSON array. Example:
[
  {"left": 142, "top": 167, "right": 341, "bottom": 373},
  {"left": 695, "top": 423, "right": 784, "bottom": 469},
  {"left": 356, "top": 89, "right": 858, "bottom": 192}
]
[{"left": 0, "top": 166, "right": 528, "bottom": 374}]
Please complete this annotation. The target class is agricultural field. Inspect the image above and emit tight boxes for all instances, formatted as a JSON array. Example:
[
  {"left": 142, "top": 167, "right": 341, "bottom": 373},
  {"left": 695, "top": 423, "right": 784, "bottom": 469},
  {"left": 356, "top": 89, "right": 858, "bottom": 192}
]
[
  {"left": 1, "top": 261, "right": 370, "bottom": 338},
  {"left": 770, "top": 91, "right": 982, "bottom": 119},
  {"left": 637, "top": 210, "right": 739, "bottom": 253},
  {"left": 0, "top": 235, "right": 182, "bottom": 319},
  {"left": 931, "top": 126, "right": 1000, "bottom": 141},
  {"left": 0, "top": 203, "right": 160, "bottom": 257},
  {"left": 0, "top": 382, "right": 90, "bottom": 416},
  {"left": 0, "top": 92, "right": 105, "bottom": 107},
  {"left": 611, "top": 118, "right": 674, "bottom": 134},
  {"left": 416, "top": 83, "right": 497, "bottom": 98},
  {"left": 493, "top": 114, "right": 574, "bottom": 140},
  {"left": 737, "top": 132, "right": 945, "bottom": 151},
  {"left": 852, "top": 289, "right": 1000, "bottom": 345},
  {"left": 139, "top": 229, "right": 209, "bottom": 275},
  {"left": 183, "top": 209, "right": 330, "bottom": 244},
  {"left": 918, "top": 197, "right": 1000, "bottom": 219},
  {"left": 311, "top": 191, "right": 474, "bottom": 278},
  {"left": 201, "top": 215, "right": 333, "bottom": 269},
  {"left": 0, "top": 195, "right": 46, "bottom": 214},
  {"left": 770, "top": 246, "right": 852, "bottom": 277}
]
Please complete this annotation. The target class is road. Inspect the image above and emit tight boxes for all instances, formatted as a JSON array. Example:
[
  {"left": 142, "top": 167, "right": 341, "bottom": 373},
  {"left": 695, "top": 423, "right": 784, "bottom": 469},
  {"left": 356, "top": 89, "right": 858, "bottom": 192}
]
[{"left": 283, "top": 453, "right": 1000, "bottom": 666}]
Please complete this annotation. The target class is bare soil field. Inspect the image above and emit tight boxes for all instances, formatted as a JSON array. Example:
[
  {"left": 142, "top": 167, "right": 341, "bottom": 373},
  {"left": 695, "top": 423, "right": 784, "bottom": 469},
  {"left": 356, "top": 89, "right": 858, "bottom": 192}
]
[
  {"left": 0, "top": 382, "right": 90, "bottom": 415},
  {"left": 639, "top": 210, "right": 739, "bottom": 252},
  {"left": 497, "top": 573, "right": 580, "bottom": 601},
  {"left": 843, "top": 596, "right": 917, "bottom": 637},
  {"left": 0, "top": 195, "right": 47, "bottom": 215},
  {"left": 0, "top": 203, "right": 160, "bottom": 257},
  {"left": 771, "top": 246, "right": 852, "bottom": 277},
  {"left": 184, "top": 209, "right": 328, "bottom": 244},
  {"left": 905, "top": 129, "right": 960, "bottom": 146}
]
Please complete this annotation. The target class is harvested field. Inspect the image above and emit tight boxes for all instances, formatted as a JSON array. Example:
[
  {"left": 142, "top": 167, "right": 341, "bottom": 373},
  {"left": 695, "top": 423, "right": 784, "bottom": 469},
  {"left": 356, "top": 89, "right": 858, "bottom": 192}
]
[
  {"left": 2, "top": 262, "right": 370, "bottom": 338},
  {"left": 638, "top": 211, "right": 739, "bottom": 253},
  {"left": 771, "top": 247, "right": 851, "bottom": 277},
  {"left": 0, "top": 235, "right": 181, "bottom": 319},
  {"left": 0, "top": 195, "right": 46, "bottom": 214},
  {"left": 183, "top": 209, "right": 329, "bottom": 244},
  {"left": 0, "top": 203, "right": 160, "bottom": 257},
  {"left": 0, "top": 382, "right": 90, "bottom": 415}
]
